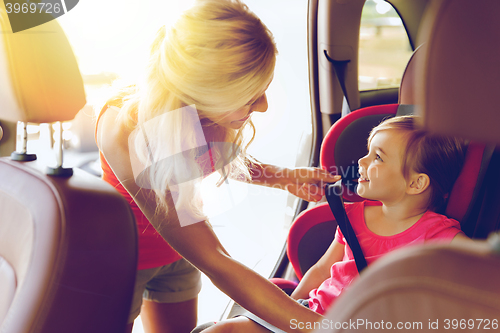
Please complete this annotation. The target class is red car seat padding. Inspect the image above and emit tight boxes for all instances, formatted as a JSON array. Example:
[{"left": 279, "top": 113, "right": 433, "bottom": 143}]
[
  {"left": 320, "top": 104, "right": 399, "bottom": 202},
  {"left": 287, "top": 203, "right": 340, "bottom": 279}
]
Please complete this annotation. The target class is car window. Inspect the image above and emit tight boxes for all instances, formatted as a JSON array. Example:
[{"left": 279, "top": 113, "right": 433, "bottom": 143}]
[{"left": 359, "top": 0, "right": 413, "bottom": 91}]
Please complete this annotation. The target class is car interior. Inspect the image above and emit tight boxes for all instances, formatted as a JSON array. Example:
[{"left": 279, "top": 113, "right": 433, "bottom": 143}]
[
  {"left": 276, "top": 0, "right": 500, "bottom": 330},
  {"left": 1, "top": 0, "right": 499, "bottom": 332}
]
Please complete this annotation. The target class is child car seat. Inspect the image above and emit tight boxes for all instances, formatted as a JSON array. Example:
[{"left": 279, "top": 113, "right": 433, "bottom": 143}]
[{"left": 273, "top": 44, "right": 494, "bottom": 291}]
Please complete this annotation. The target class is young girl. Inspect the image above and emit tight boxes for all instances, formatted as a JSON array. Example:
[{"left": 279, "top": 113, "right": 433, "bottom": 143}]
[
  {"left": 202, "top": 115, "right": 468, "bottom": 332},
  {"left": 95, "top": 1, "right": 337, "bottom": 332}
]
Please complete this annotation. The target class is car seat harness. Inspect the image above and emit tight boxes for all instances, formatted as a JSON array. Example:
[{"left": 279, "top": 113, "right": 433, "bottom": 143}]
[{"left": 325, "top": 181, "right": 368, "bottom": 273}]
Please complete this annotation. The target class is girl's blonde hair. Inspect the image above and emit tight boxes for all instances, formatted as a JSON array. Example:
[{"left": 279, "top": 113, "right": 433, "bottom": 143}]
[
  {"left": 368, "top": 115, "right": 466, "bottom": 212},
  {"left": 108, "top": 0, "right": 277, "bottom": 225}
]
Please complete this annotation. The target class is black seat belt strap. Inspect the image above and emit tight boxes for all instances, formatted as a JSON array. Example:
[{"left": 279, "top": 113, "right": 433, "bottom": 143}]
[
  {"left": 325, "top": 181, "right": 368, "bottom": 273},
  {"left": 324, "top": 50, "right": 352, "bottom": 111}
]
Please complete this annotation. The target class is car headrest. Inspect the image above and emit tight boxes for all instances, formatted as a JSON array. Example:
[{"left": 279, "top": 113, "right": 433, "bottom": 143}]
[
  {"left": 415, "top": 0, "right": 500, "bottom": 145},
  {"left": 398, "top": 44, "right": 425, "bottom": 105},
  {"left": 0, "top": 9, "right": 86, "bottom": 123}
]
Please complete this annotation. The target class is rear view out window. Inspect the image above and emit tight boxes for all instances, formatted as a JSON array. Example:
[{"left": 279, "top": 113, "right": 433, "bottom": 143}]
[{"left": 359, "top": 0, "right": 413, "bottom": 91}]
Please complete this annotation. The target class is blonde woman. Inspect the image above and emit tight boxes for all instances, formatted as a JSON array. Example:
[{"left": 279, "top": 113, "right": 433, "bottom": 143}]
[{"left": 96, "top": 1, "right": 337, "bottom": 332}]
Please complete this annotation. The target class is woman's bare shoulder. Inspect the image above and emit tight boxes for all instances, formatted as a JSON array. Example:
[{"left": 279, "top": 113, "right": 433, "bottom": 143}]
[{"left": 96, "top": 106, "right": 133, "bottom": 177}]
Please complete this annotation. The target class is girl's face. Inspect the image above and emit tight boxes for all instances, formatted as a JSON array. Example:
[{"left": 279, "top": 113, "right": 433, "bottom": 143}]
[
  {"left": 357, "top": 130, "right": 409, "bottom": 203},
  {"left": 212, "top": 78, "right": 273, "bottom": 130}
]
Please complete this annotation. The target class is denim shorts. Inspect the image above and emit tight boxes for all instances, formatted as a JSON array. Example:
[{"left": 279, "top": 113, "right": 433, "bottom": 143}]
[{"left": 128, "top": 258, "right": 202, "bottom": 323}]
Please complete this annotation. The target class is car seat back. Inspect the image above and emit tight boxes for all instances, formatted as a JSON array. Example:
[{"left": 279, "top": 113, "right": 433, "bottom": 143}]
[
  {"left": 0, "top": 9, "right": 137, "bottom": 333},
  {"left": 317, "top": 242, "right": 500, "bottom": 333},
  {"left": 0, "top": 161, "right": 138, "bottom": 333}
]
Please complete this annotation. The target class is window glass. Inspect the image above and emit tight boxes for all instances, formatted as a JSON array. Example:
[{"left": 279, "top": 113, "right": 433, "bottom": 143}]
[{"left": 359, "top": 0, "right": 413, "bottom": 91}]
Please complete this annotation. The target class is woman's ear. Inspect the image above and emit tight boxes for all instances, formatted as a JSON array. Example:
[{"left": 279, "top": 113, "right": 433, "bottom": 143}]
[{"left": 407, "top": 173, "right": 430, "bottom": 195}]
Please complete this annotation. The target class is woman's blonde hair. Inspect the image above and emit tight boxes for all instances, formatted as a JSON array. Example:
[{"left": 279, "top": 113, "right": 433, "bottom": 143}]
[
  {"left": 108, "top": 0, "right": 277, "bottom": 225},
  {"left": 368, "top": 115, "right": 466, "bottom": 212}
]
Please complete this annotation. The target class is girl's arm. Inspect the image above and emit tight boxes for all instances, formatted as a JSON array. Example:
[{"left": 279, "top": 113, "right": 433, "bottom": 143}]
[
  {"left": 245, "top": 158, "right": 341, "bottom": 202},
  {"left": 451, "top": 232, "right": 472, "bottom": 243},
  {"left": 291, "top": 239, "right": 345, "bottom": 300}
]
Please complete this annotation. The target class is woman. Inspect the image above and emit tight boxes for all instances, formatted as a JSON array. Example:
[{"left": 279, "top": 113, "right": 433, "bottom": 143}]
[{"left": 96, "top": 1, "right": 337, "bottom": 332}]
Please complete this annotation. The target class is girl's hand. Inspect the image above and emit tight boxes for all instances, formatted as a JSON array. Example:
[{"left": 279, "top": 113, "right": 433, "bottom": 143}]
[{"left": 285, "top": 167, "right": 341, "bottom": 202}]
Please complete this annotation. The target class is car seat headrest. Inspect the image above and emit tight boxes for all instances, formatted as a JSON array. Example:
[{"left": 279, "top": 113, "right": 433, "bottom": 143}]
[
  {"left": 398, "top": 44, "right": 425, "bottom": 105},
  {"left": 0, "top": 9, "right": 86, "bottom": 124},
  {"left": 320, "top": 104, "right": 400, "bottom": 202},
  {"left": 415, "top": 0, "right": 500, "bottom": 145}
]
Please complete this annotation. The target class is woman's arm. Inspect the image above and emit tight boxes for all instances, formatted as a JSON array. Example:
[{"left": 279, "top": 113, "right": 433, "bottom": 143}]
[
  {"left": 126, "top": 183, "right": 322, "bottom": 332},
  {"left": 291, "top": 239, "right": 345, "bottom": 300},
  {"left": 97, "top": 119, "right": 322, "bottom": 332},
  {"left": 245, "top": 158, "right": 341, "bottom": 202}
]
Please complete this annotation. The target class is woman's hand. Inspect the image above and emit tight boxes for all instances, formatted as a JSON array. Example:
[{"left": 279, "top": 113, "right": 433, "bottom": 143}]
[
  {"left": 285, "top": 167, "right": 341, "bottom": 202},
  {"left": 245, "top": 160, "right": 340, "bottom": 202}
]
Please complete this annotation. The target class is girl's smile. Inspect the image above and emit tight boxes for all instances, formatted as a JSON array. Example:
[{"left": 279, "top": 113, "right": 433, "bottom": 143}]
[{"left": 358, "top": 175, "right": 369, "bottom": 183}]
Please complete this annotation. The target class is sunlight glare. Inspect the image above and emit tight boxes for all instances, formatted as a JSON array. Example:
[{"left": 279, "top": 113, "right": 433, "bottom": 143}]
[
  {"left": 375, "top": 1, "right": 392, "bottom": 14},
  {"left": 58, "top": 0, "right": 195, "bottom": 81}
]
